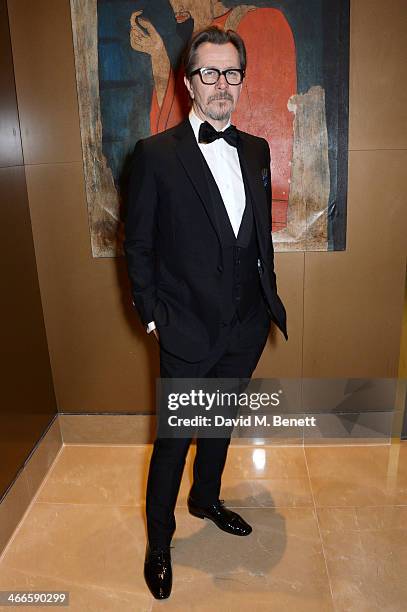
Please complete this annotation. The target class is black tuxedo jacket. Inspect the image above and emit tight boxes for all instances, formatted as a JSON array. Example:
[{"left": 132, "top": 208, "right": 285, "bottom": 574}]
[{"left": 124, "top": 118, "right": 287, "bottom": 363}]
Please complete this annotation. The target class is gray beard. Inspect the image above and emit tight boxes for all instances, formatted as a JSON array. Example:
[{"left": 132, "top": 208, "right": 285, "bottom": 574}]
[
  {"left": 205, "top": 107, "right": 232, "bottom": 122},
  {"left": 205, "top": 98, "right": 233, "bottom": 122},
  {"left": 193, "top": 97, "right": 234, "bottom": 124}
]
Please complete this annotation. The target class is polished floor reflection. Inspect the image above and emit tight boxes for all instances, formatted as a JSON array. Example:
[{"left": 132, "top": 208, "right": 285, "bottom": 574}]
[{"left": 1, "top": 442, "right": 407, "bottom": 610}]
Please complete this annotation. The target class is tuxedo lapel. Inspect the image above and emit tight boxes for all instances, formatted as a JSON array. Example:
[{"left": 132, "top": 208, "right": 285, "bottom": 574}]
[
  {"left": 237, "top": 132, "right": 269, "bottom": 258},
  {"left": 173, "top": 120, "right": 222, "bottom": 244}
]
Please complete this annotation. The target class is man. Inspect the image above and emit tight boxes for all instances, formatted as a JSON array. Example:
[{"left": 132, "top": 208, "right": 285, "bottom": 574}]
[{"left": 124, "top": 26, "right": 287, "bottom": 600}]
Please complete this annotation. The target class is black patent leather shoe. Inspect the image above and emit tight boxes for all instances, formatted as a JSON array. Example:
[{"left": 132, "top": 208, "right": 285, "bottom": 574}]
[
  {"left": 144, "top": 544, "right": 172, "bottom": 599},
  {"left": 187, "top": 496, "right": 252, "bottom": 536}
]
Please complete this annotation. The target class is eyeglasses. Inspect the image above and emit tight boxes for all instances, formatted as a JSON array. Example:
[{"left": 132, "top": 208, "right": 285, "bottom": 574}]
[{"left": 190, "top": 67, "right": 245, "bottom": 85}]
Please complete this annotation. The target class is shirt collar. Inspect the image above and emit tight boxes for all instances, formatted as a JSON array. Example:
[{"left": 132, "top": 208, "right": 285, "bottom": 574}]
[{"left": 188, "top": 108, "right": 231, "bottom": 143}]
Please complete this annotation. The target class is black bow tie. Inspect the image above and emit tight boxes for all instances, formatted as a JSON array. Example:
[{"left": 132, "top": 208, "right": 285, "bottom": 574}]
[{"left": 198, "top": 121, "right": 239, "bottom": 148}]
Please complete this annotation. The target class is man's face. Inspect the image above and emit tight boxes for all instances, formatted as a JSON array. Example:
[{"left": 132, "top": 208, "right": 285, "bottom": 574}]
[{"left": 184, "top": 42, "right": 242, "bottom": 124}]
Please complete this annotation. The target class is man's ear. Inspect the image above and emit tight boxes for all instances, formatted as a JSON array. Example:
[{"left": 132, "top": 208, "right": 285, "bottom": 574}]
[{"left": 184, "top": 75, "right": 194, "bottom": 99}]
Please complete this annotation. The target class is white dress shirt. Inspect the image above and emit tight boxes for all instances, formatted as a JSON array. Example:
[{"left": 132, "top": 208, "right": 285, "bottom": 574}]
[
  {"left": 146, "top": 109, "right": 246, "bottom": 334},
  {"left": 188, "top": 108, "right": 246, "bottom": 237}
]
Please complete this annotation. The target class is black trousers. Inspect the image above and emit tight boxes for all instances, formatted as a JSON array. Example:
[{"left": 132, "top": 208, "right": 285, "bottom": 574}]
[{"left": 146, "top": 298, "right": 271, "bottom": 547}]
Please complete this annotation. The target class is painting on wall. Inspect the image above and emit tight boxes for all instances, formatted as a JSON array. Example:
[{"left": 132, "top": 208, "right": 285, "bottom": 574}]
[{"left": 70, "top": 0, "right": 350, "bottom": 257}]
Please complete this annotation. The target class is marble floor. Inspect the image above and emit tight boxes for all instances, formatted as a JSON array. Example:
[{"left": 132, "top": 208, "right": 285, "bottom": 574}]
[{"left": 1, "top": 441, "right": 407, "bottom": 611}]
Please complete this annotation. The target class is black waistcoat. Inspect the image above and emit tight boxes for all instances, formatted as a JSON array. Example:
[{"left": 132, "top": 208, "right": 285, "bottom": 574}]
[{"left": 201, "top": 154, "right": 263, "bottom": 325}]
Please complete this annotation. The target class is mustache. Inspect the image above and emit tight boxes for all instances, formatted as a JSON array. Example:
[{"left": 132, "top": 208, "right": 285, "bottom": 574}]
[{"left": 207, "top": 93, "right": 234, "bottom": 103}]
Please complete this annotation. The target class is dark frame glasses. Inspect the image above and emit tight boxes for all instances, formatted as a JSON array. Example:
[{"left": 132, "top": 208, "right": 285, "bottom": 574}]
[{"left": 189, "top": 67, "right": 245, "bottom": 85}]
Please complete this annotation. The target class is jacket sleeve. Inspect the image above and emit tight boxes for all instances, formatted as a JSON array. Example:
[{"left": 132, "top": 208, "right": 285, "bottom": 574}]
[
  {"left": 123, "top": 139, "right": 158, "bottom": 325},
  {"left": 262, "top": 138, "right": 278, "bottom": 292},
  {"left": 262, "top": 138, "right": 288, "bottom": 340}
]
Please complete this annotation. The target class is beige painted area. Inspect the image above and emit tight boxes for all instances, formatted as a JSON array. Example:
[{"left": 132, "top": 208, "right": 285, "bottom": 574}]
[
  {"left": 6, "top": 0, "right": 407, "bottom": 412},
  {"left": 24, "top": 160, "right": 159, "bottom": 412},
  {"left": 303, "top": 150, "right": 407, "bottom": 377},
  {"left": 349, "top": 0, "right": 407, "bottom": 151},
  {"left": 7, "top": 0, "right": 82, "bottom": 165}
]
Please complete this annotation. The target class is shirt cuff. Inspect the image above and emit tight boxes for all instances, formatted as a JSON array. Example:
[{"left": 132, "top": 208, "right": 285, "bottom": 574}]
[{"left": 146, "top": 321, "right": 156, "bottom": 334}]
